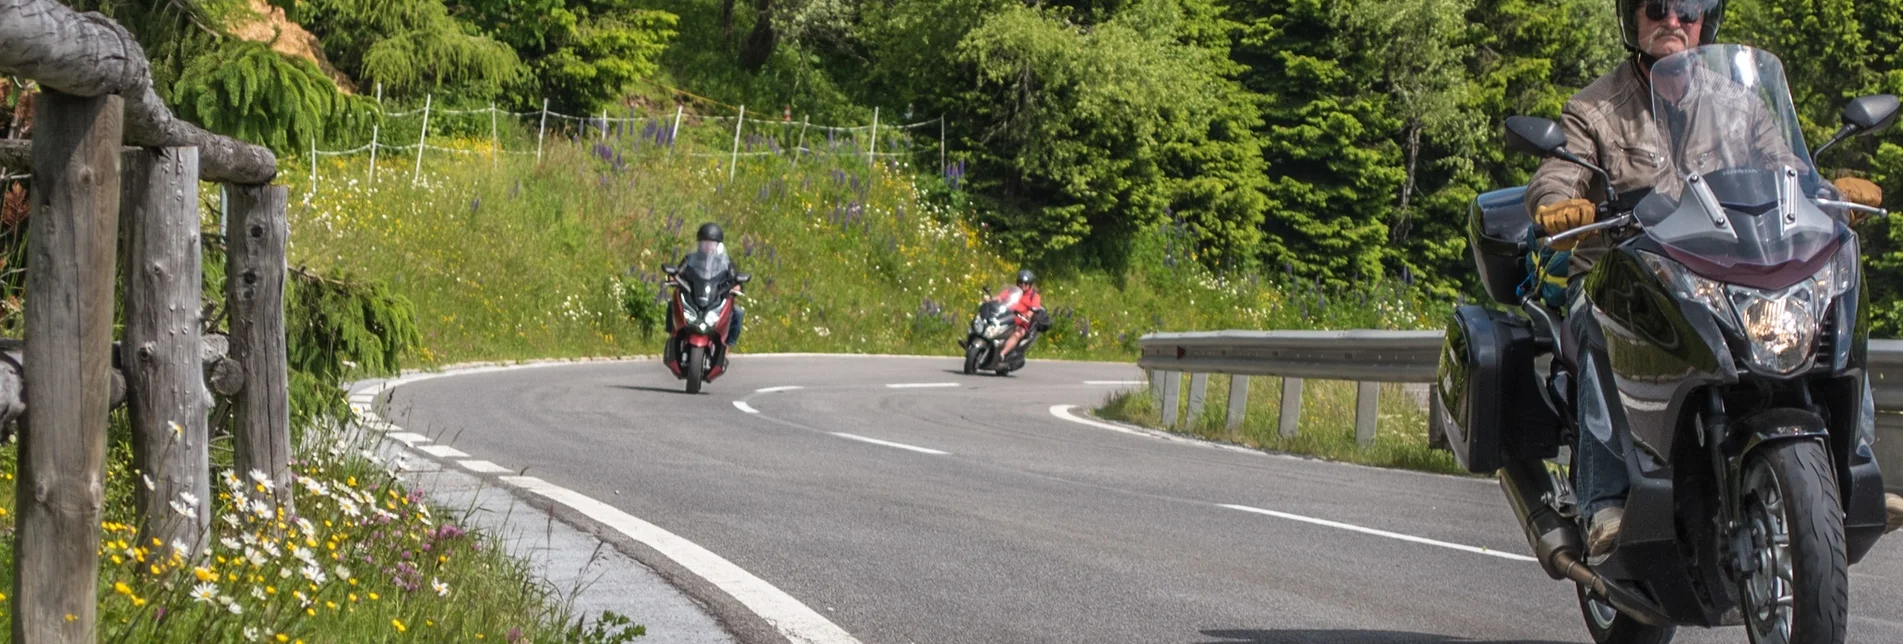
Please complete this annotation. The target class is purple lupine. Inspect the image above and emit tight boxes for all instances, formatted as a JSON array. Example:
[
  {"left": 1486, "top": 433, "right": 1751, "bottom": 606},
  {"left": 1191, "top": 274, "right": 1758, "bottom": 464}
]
[{"left": 594, "top": 143, "right": 614, "bottom": 162}]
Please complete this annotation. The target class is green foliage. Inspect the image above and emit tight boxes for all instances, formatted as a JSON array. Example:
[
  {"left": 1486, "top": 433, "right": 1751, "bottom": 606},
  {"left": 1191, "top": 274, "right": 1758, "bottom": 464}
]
[
  {"left": 287, "top": 0, "right": 527, "bottom": 101},
  {"left": 455, "top": 0, "right": 681, "bottom": 114},
  {"left": 172, "top": 40, "right": 380, "bottom": 154},
  {"left": 618, "top": 275, "right": 667, "bottom": 339},
  {"left": 284, "top": 267, "right": 422, "bottom": 423}
]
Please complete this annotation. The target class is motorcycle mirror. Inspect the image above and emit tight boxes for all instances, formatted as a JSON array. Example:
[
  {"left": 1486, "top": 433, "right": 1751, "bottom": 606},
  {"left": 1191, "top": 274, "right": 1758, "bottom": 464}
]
[
  {"left": 736, "top": 273, "right": 752, "bottom": 284},
  {"left": 981, "top": 285, "right": 992, "bottom": 297},
  {"left": 1843, "top": 94, "right": 1900, "bottom": 134},
  {"left": 1504, "top": 116, "right": 1569, "bottom": 158},
  {"left": 661, "top": 265, "right": 678, "bottom": 276}
]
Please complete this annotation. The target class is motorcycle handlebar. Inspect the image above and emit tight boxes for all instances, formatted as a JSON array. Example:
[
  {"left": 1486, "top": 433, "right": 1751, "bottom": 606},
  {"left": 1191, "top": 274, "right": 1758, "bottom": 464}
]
[{"left": 1539, "top": 214, "right": 1637, "bottom": 247}]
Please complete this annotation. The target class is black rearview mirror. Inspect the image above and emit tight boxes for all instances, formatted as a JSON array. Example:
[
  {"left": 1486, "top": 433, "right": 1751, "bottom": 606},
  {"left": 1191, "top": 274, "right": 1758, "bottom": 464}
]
[
  {"left": 661, "top": 265, "right": 677, "bottom": 276},
  {"left": 1843, "top": 94, "right": 1899, "bottom": 134},
  {"left": 1504, "top": 116, "right": 1569, "bottom": 158},
  {"left": 736, "top": 273, "right": 752, "bottom": 284}
]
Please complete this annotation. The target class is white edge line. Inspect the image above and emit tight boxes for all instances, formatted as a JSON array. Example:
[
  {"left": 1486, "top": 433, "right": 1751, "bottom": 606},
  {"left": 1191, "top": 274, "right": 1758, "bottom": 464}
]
[
  {"left": 754, "top": 386, "right": 805, "bottom": 394},
  {"left": 386, "top": 432, "right": 430, "bottom": 446},
  {"left": 457, "top": 460, "right": 512, "bottom": 474},
  {"left": 498, "top": 476, "right": 863, "bottom": 644},
  {"left": 1048, "top": 405, "right": 1152, "bottom": 438},
  {"left": 884, "top": 382, "right": 959, "bottom": 389},
  {"left": 418, "top": 445, "right": 471, "bottom": 458},
  {"left": 1083, "top": 380, "right": 1146, "bottom": 385},
  {"left": 733, "top": 401, "right": 760, "bottom": 414},
  {"left": 829, "top": 432, "right": 950, "bottom": 455},
  {"left": 1219, "top": 504, "right": 1536, "bottom": 562}
]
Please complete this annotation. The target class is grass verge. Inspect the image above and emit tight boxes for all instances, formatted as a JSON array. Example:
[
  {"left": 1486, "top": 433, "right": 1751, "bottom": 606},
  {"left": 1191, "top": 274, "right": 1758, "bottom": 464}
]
[
  {"left": 0, "top": 415, "right": 643, "bottom": 643},
  {"left": 1094, "top": 373, "right": 1466, "bottom": 476}
]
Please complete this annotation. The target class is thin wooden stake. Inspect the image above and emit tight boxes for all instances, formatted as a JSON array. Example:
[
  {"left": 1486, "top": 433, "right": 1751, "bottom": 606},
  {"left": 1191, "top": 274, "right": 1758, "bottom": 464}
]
[
  {"left": 669, "top": 105, "right": 683, "bottom": 156},
  {"left": 868, "top": 106, "right": 879, "bottom": 167},
  {"left": 412, "top": 94, "right": 432, "bottom": 185},
  {"left": 490, "top": 102, "right": 499, "bottom": 169},
  {"left": 730, "top": 105, "right": 745, "bottom": 182},
  {"left": 536, "top": 98, "right": 550, "bottom": 161},
  {"left": 226, "top": 184, "right": 293, "bottom": 512}
]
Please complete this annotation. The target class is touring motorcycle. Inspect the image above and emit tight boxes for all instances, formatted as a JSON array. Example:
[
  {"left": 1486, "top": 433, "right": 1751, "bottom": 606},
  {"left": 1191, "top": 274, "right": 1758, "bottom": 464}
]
[
  {"left": 661, "top": 253, "right": 749, "bottom": 394},
  {"left": 1438, "top": 45, "right": 1893, "bottom": 643}
]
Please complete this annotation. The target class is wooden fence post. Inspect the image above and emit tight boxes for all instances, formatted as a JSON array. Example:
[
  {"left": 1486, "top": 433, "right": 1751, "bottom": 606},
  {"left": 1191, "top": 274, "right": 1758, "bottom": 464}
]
[
  {"left": 226, "top": 184, "right": 293, "bottom": 511},
  {"left": 13, "top": 89, "right": 124, "bottom": 643},
  {"left": 122, "top": 146, "right": 211, "bottom": 561}
]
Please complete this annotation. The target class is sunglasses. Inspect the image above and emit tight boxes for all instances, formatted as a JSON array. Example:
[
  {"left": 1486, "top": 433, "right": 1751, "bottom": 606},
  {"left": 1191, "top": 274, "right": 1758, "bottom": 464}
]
[{"left": 1643, "top": 0, "right": 1705, "bottom": 23}]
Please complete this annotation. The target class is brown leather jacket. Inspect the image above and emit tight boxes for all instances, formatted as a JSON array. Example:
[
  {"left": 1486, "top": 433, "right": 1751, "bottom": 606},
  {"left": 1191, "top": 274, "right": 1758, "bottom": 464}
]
[{"left": 1526, "top": 57, "right": 1806, "bottom": 274}]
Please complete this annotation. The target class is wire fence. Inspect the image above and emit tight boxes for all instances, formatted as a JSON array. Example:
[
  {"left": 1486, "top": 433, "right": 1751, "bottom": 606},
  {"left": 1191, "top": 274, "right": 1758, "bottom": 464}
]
[{"left": 301, "top": 91, "right": 954, "bottom": 198}]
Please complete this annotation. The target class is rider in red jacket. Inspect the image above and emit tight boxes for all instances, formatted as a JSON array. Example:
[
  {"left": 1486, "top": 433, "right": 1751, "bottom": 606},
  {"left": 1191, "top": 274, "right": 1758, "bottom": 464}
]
[{"left": 997, "top": 269, "right": 1043, "bottom": 358}]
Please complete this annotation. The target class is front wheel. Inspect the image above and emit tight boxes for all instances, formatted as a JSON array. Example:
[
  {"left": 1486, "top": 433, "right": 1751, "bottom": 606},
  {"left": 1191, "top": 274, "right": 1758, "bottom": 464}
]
[
  {"left": 1576, "top": 584, "right": 1675, "bottom": 644},
  {"left": 963, "top": 343, "right": 983, "bottom": 375},
  {"left": 685, "top": 345, "right": 705, "bottom": 394},
  {"left": 1738, "top": 440, "right": 1848, "bottom": 644}
]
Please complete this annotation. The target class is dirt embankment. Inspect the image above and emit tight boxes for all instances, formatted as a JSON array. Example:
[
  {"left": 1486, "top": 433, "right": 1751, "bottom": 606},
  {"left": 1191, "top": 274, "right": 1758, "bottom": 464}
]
[{"left": 228, "top": 0, "right": 359, "bottom": 94}]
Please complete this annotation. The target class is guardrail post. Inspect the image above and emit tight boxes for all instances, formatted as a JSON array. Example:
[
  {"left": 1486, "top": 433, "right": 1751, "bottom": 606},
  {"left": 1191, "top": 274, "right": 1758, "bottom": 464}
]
[
  {"left": 16, "top": 89, "right": 123, "bottom": 642},
  {"left": 1277, "top": 377, "right": 1303, "bottom": 438},
  {"left": 1160, "top": 371, "right": 1181, "bottom": 427},
  {"left": 1878, "top": 413, "right": 1903, "bottom": 494},
  {"left": 1184, "top": 373, "right": 1209, "bottom": 429},
  {"left": 1427, "top": 385, "right": 1449, "bottom": 451},
  {"left": 1355, "top": 382, "right": 1380, "bottom": 448},
  {"left": 1226, "top": 375, "right": 1250, "bottom": 436}
]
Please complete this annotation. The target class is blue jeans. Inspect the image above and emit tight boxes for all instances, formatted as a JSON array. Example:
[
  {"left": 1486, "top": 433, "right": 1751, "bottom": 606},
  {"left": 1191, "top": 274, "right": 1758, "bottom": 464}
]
[
  {"left": 727, "top": 306, "right": 744, "bottom": 346},
  {"left": 1568, "top": 285, "right": 1628, "bottom": 520}
]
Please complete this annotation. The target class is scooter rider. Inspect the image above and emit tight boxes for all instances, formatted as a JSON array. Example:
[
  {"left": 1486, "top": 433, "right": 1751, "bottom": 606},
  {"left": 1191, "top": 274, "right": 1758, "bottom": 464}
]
[
  {"left": 1525, "top": 0, "right": 1893, "bottom": 556},
  {"left": 669, "top": 223, "right": 745, "bottom": 349},
  {"left": 996, "top": 269, "right": 1045, "bottom": 360}
]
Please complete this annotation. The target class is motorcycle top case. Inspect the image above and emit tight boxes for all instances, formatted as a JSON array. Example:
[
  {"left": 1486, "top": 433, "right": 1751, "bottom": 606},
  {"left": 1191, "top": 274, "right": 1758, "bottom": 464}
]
[
  {"left": 1467, "top": 186, "right": 1532, "bottom": 304},
  {"left": 1437, "top": 304, "right": 1561, "bottom": 474}
]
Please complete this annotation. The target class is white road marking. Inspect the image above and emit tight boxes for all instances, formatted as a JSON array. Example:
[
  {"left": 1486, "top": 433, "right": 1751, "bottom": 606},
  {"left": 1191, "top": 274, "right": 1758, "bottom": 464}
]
[
  {"left": 1219, "top": 504, "right": 1537, "bottom": 562},
  {"left": 418, "top": 445, "right": 470, "bottom": 458},
  {"left": 386, "top": 432, "right": 431, "bottom": 446},
  {"left": 1048, "top": 405, "right": 1152, "bottom": 437},
  {"left": 829, "top": 433, "right": 950, "bottom": 455},
  {"left": 1084, "top": 380, "right": 1146, "bottom": 385},
  {"left": 884, "top": 382, "right": 959, "bottom": 389},
  {"left": 733, "top": 401, "right": 760, "bottom": 414},
  {"left": 500, "top": 476, "right": 864, "bottom": 644},
  {"left": 457, "top": 460, "right": 512, "bottom": 474},
  {"left": 755, "top": 386, "right": 805, "bottom": 394}
]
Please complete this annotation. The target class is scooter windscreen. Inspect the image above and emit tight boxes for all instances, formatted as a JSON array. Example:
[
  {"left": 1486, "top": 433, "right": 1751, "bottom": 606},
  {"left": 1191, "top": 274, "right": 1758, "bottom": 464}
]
[{"left": 679, "top": 250, "right": 735, "bottom": 311}]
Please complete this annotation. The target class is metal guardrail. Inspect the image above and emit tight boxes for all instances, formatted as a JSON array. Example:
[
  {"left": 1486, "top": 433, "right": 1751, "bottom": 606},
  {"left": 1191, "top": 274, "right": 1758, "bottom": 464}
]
[{"left": 1139, "top": 331, "right": 1903, "bottom": 492}]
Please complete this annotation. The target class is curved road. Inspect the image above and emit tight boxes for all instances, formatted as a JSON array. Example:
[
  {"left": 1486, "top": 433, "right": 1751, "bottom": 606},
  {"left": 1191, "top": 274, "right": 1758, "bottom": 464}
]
[{"left": 381, "top": 355, "right": 1903, "bottom": 644}]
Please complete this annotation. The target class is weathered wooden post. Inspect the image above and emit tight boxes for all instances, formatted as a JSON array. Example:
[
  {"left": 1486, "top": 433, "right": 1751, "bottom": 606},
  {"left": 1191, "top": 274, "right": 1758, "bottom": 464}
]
[
  {"left": 226, "top": 183, "right": 293, "bottom": 510},
  {"left": 14, "top": 89, "right": 123, "bottom": 643},
  {"left": 122, "top": 146, "right": 211, "bottom": 559}
]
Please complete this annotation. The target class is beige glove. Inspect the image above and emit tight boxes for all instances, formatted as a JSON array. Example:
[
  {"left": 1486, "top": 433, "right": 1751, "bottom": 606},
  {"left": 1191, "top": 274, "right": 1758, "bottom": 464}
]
[
  {"left": 1535, "top": 198, "right": 1597, "bottom": 251},
  {"left": 1834, "top": 177, "right": 1883, "bottom": 225}
]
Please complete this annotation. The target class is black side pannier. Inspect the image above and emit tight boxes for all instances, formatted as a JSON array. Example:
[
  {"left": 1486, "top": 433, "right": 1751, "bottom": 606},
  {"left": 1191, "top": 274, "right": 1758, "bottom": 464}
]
[
  {"left": 1468, "top": 186, "right": 1533, "bottom": 305},
  {"left": 1437, "top": 304, "right": 1561, "bottom": 474}
]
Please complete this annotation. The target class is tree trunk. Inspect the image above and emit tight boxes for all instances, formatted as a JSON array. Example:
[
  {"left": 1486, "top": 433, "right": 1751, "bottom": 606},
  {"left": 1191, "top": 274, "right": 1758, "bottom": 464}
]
[
  {"left": 721, "top": 0, "right": 738, "bottom": 44},
  {"left": 0, "top": 0, "right": 277, "bottom": 184},
  {"left": 225, "top": 184, "right": 292, "bottom": 511},
  {"left": 122, "top": 146, "right": 212, "bottom": 561},
  {"left": 739, "top": 0, "right": 779, "bottom": 72},
  {"left": 1392, "top": 123, "right": 1421, "bottom": 245},
  {"left": 12, "top": 88, "right": 122, "bottom": 644}
]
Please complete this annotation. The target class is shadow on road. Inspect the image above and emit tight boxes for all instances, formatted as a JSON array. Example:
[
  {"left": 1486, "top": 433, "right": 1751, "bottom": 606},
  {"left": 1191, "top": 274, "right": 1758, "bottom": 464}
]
[
  {"left": 607, "top": 384, "right": 700, "bottom": 396},
  {"left": 1197, "top": 630, "right": 1577, "bottom": 644}
]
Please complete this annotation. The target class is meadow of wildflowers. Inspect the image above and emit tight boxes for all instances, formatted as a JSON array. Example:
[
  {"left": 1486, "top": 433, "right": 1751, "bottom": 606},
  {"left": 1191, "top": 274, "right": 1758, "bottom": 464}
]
[{"left": 0, "top": 416, "right": 644, "bottom": 643}]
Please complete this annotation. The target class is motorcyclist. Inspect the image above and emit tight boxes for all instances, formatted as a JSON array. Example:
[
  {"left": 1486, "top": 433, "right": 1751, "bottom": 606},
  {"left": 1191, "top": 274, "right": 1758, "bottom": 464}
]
[
  {"left": 669, "top": 223, "right": 744, "bottom": 350},
  {"left": 1524, "top": 0, "right": 1890, "bottom": 556},
  {"left": 995, "top": 269, "right": 1045, "bottom": 360}
]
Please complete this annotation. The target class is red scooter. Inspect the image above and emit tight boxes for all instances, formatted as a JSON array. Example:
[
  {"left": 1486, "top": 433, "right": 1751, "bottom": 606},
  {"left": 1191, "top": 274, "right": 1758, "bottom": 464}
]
[{"left": 661, "top": 255, "right": 748, "bottom": 394}]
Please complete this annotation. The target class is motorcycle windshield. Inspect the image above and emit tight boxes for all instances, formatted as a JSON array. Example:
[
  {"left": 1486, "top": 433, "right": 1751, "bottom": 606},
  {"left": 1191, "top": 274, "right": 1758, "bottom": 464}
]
[
  {"left": 1635, "top": 45, "right": 1838, "bottom": 276},
  {"left": 993, "top": 286, "right": 1024, "bottom": 308},
  {"left": 680, "top": 250, "right": 733, "bottom": 309}
]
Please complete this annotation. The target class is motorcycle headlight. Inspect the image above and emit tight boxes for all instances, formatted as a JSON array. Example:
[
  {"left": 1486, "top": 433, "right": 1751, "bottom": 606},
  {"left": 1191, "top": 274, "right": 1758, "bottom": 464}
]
[
  {"left": 1642, "top": 244, "right": 1857, "bottom": 375},
  {"left": 1640, "top": 252, "right": 1735, "bottom": 330}
]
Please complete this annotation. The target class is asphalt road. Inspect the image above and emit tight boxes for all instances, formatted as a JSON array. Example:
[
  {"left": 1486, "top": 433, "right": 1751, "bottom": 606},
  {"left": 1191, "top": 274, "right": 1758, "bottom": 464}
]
[{"left": 382, "top": 355, "right": 1903, "bottom": 644}]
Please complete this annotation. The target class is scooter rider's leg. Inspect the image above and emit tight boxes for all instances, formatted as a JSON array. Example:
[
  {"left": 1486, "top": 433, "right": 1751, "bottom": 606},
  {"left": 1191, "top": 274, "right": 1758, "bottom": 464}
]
[
  {"left": 727, "top": 306, "right": 744, "bottom": 347},
  {"left": 1570, "top": 282, "right": 1628, "bottom": 557}
]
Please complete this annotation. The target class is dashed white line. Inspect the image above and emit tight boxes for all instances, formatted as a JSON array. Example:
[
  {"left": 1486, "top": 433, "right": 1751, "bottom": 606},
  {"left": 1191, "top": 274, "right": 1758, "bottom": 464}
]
[
  {"left": 829, "top": 433, "right": 950, "bottom": 455},
  {"left": 755, "top": 386, "right": 805, "bottom": 394},
  {"left": 1084, "top": 380, "right": 1146, "bottom": 385},
  {"left": 386, "top": 432, "right": 431, "bottom": 446},
  {"left": 733, "top": 401, "right": 760, "bottom": 414},
  {"left": 884, "top": 382, "right": 959, "bottom": 389},
  {"left": 1219, "top": 504, "right": 1536, "bottom": 562},
  {"left": 500, "top": 476, "right": 864, "bottom": 644},
  {"left": 418, "top": 445, "right": 471, "bottom": 458},
  {"left": 457, "top": 460, "right": 512, "bottom": 474}
]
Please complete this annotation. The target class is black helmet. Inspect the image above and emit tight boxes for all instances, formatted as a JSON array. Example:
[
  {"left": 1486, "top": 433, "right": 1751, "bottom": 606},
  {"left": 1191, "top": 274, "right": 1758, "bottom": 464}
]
[
  {"left": 1016, "top": 269, "right": 1035, "bottom": 286},
  {"left": 1618, "top": 0, "right": 1725, "bottom": 56},
  {"left": 696, "top": 222, "right": 724, "bottom": 243}
]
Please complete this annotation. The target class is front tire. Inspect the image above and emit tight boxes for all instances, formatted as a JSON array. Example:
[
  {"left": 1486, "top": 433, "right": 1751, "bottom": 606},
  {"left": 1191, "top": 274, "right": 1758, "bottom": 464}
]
[
  {"left": 685, "top": 345, "right": 705, "bottom": 394},
  {"left": 1738, "top": 440, "right": 1848, "bottom": 644},
  {"left": 964, "top": 343, "right": 983, "bottom": 375},
  {"left": 1576, "top": 584, "right": 1675, "bottom": 644}
]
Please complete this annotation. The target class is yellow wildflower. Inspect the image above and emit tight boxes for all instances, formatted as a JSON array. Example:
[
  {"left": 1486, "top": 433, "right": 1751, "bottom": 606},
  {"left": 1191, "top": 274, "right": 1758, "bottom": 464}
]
[{"left": 392, "top": 619, "right": 407, "bottom": 633}]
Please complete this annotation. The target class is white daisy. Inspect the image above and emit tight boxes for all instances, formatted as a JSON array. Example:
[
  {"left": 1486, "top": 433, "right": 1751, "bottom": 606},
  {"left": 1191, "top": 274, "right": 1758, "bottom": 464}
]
[
  {"left": 431, "top": 578, "right": 449, "bottom": 597},
  {"left": 189, "top": 583, "right": 218, "bottom": 603},
  {"left": 248, "top": 470, "right": 274, "bottom": 492}
]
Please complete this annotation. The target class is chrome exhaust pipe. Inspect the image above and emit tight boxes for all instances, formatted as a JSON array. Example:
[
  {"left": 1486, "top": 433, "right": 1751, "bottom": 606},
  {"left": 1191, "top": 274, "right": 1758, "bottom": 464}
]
[{"left": 1498, "top": 459, "right": 1674, "bottom": 627}]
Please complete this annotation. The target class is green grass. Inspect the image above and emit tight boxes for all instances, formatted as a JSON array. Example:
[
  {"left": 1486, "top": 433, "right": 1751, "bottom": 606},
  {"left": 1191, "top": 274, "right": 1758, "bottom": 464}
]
[
  {"left": 283, "top": 113, "right": 1448, "bottom": 368},
  {"left": 0, "top": 417, "right": 642, "bottom": 643},
  {"left": 1094, "top": 373, "right": 1468, "bottom": 476}
]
